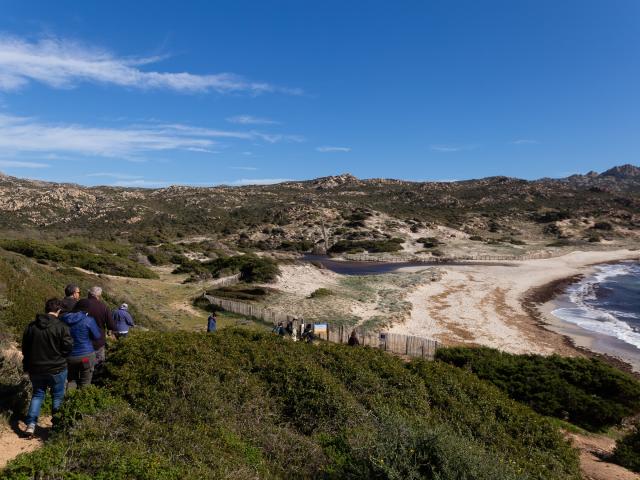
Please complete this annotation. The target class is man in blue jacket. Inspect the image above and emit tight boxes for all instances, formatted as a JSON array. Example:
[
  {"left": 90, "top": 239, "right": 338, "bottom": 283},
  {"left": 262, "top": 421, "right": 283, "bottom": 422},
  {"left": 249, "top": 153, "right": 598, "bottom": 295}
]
[
  {"left": 61, "top": 302, "right": 102, "bottom": 389},
  {"left": 22, "top": 298, "right": 73, "bottom": 436},
  {"left": 112, "top": 303, "right": 135, "bottom": 339}
]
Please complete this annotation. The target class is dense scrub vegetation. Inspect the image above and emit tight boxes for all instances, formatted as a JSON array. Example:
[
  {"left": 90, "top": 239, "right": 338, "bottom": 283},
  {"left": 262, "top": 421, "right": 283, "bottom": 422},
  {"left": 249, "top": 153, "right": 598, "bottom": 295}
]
[
  {"left": 0, "top": 238, "right": 157, "bottom": 279},
  {"left": 2, "top": 330, "right": 581, "bottom": 479},
  {"left": 436, "top": 347, "right": 640, "bottom": 431},
  {"left": 328, "top": 238, "right": 404, "bottom": 254},
  {"left": 612, "top": 423, "right": 640, "bottom": 473},
  {"left": 175, "top": 254, "right": 280, "bottom": 283}
]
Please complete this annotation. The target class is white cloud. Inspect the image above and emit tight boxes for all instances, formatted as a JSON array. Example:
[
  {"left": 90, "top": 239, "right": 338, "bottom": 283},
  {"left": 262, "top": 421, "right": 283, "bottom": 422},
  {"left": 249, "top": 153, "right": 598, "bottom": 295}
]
[
  {"left": 226, "top": 115, "right": 279, "bottom": 125},
  {"left": 316, "top": 146, "right": 351, "bottom": 152},
  {"left": 0, "top": 114, "right": 302, "bottom": 158},
  {"left": 429, "top": 144, "right": 477, "bottom": 153},
  {"left": 0, "top": 159, "right": 50, "bottom": 168},
  {"left": 229, "top": 178, "right": 290, "bottom": 185},
  {"left": 113, "top": 179, "right": 172, "bottom": 188},
  {"left": 511, "top": 139, "right": 539, "bottom": 145},
  {"left": 86, "top": 172, "right": 143, "bottom": 180},
  {"left": 230, "top": 166, "right": 258, "bottom": 171},
  {"left": 0, "top": 35, "right": 302, "bottom": 95}
]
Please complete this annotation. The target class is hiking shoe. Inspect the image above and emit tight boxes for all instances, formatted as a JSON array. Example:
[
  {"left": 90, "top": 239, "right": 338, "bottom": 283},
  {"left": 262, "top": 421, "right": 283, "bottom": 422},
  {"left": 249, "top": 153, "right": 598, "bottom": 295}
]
[{"left": 25, "top": 423, "right": 35, "bottom": 436}]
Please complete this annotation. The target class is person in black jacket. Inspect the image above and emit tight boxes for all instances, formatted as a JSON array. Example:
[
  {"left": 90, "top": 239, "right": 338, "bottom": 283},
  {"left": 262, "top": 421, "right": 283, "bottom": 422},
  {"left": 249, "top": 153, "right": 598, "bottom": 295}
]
[{"left": 22, "top": 298, "right": 73, "bottom": 436}]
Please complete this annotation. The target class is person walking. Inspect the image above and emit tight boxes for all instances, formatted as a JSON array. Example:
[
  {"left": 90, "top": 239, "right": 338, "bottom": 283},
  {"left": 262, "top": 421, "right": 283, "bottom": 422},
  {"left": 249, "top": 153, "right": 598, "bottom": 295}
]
[
  {"left": 207, "top": 311, "right": 217, "bottom": 333},
  {"left": 61, "top": 284, "right": 80, "bottom": 313},
  {"left": 61, "top": 303, "right": 102, "bottom": 389},
  {"left": 75, "top": 286, "right": 113, "bottom": 379},
  {"left": 112, "top": 303, "right": 135, "bottom": 339},
  {"left": 347, "top": 330, "right": 360, "bottom": 346},
  {"left": 21, "top": 298, "right": 73, "bottom": 436}
]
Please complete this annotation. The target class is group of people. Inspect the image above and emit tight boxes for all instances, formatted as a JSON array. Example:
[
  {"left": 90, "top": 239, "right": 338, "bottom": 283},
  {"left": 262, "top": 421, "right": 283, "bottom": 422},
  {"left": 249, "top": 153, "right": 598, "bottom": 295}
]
[
  {"left": 20, "top": 284, "right": 135, "bottom": 436},
  {"left": 271, "top": 320, "right": 361, "bottom": 346}
]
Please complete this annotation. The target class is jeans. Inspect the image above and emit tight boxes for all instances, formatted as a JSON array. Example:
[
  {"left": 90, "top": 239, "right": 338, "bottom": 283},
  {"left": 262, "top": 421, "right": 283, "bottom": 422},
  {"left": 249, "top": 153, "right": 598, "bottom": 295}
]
[
  {"left": 67, "top": 352, "right": 96, "bottom": 390},
  {"left": 25, "top": 369, "right": 67, "bottom": 426}
]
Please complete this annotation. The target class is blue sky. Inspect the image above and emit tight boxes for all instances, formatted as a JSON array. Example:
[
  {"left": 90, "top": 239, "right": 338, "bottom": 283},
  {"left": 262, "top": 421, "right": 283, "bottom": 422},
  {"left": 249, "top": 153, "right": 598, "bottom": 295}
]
[{"left": 0, "top": 0, "right": 638, "bottom": 187}]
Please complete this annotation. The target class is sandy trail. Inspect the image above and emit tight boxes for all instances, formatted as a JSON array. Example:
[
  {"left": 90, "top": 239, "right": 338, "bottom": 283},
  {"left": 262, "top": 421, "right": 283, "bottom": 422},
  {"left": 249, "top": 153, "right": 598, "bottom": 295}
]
[
  {"left": 567, "top": 432, "right": 640, "bottom": 480},
  {"left": 0, "top": 417, "right": 51, "bottom": 469},
  {"left": 390, "top": 250, "right": 639, "bottom": 355}
]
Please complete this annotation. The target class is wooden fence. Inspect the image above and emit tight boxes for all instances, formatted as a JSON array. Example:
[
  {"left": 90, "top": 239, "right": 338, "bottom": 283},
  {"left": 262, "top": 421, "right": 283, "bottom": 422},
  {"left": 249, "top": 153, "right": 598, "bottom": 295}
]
[
  {"left": 202, "top": 294, "right": 440, "bottom": 360},
  {"left": 206, "top": 273, "right": 242, "bottom": 289},
  {"left": 342, "top": 250, "right": 563, "bottom": 263}
]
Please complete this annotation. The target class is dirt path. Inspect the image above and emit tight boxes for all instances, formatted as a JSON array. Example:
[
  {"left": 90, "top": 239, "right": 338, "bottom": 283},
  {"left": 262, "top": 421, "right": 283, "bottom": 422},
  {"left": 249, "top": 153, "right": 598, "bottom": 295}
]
[
  {"left": 567, "top": 432, "right": 640, "bottom": 480},
  {"left": 0, "top": 417, "right": 51, "bottom": 469}
]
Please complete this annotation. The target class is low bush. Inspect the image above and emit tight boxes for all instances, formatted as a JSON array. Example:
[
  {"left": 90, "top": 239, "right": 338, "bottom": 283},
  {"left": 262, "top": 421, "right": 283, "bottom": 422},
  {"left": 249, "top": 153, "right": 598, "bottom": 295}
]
[
  {"left": 612, "top": 423, "right": 640, "bottom": 473},
  {"left": 309, "top": 287, "right": 333, "bottom": 298},
  {"left": 592, "top": 221, "right": 613, "bottom": 231},
  {"left": 277, "top": 240, "right": 314, "bottom": 252},
  {"left": 436, "top": 347, "right": 640, "bottom": 431},
  {"left": 328, "top": 238, "right": 404, "bottom": 254},
  {"left": 205, "top": 285, "right": 271, "bottom": 301},
  {"left": 3, "top": 330, "right": 581, "bottom": 479},
  {"left": 0, "top": 239, "right": 157, "bottom": 279},
  {"left": 416, "top": 237, "right": 441, "bottom": 248},
  {"left": 178, "top": 255, "right": 280, "bottom": 283}
]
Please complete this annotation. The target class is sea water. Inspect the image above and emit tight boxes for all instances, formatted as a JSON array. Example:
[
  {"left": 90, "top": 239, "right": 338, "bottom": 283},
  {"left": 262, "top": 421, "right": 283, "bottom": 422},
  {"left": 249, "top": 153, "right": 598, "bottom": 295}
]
[{"left": 552, "top": 261, "right": 640, "bottom": 354}]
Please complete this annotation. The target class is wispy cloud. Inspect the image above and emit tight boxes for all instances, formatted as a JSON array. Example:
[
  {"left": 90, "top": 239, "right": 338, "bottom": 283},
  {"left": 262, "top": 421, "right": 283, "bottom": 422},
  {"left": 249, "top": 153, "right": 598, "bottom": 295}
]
[
  {"left": 230, "top": 166, "right": 258, "bottom": 171},
  {"left": 0, "top": 114, "right": 302, "bottom": 158},
  {"left": 226, "top": 115, "right": 279, "bottom": 125},
  {"left": 316, "top": 146, "right": 351, "bottom": 153},
  {"left": 113, "top": 179, "right": 172, "bottom": 188},
  {"left": 429, "top": 144, "right": 477, "bottom": 153},
  {"left": 229, "top": 178, "right": 290, "bottom": 185},
  {"left": 0, "top": 159, "right": 50, "bottom": 168},
  {"left": 0, "top": 34, "right": 302, "bottom": 95},
  {"left": 511, "top": 139, "right": 539, "bottom": 145},
  {"left": 86, "top": 172, "right": 143, "bottom": 180}
]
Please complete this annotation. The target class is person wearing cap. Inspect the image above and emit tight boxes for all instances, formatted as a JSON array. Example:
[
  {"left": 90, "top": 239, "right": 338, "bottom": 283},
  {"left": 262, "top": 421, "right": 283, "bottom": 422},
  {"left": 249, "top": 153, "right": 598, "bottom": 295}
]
[{"left": 112, "top": 303, "right": 135, "bottom": 339}]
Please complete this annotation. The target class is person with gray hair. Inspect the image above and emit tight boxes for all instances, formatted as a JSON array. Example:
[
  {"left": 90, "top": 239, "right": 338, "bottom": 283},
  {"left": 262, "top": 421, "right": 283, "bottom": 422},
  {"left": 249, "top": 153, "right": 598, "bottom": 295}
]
[{"left": 75, "top": 286, "right": 114, "bottom": 380}]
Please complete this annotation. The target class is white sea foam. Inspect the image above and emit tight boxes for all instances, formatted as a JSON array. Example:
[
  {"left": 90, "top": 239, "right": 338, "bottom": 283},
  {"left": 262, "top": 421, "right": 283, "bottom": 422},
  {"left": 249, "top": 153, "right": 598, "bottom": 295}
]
[{"left": 552, "top": 262, "right": 640, "bottom": 350}]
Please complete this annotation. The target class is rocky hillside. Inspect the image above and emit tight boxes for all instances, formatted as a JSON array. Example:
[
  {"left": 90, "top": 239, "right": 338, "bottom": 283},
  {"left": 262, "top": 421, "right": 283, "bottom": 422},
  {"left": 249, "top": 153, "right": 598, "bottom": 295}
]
[{"left": 0, "top": 165, "right": 638, "bottom": 252}]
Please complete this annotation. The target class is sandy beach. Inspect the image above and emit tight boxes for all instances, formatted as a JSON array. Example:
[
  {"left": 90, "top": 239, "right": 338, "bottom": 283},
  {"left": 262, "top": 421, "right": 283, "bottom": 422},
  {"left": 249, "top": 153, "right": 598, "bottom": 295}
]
[{"left": 387, "top": 249, "right": 640, "bottom": 356}]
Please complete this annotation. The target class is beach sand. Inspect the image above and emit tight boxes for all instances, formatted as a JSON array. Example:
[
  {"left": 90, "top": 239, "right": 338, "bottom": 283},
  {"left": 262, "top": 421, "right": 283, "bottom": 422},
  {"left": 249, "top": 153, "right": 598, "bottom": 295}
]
[{"left": 388, "top": 249, "right": 640, "bottom": 356}]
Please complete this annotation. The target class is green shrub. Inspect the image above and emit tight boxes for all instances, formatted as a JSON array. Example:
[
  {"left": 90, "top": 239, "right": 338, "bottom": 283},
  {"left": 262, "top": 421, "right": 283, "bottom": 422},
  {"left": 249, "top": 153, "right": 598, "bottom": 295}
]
[
  {"left": 612, "top": 423, "right": 640, "bottom": 473},
  {"left": 5, "top": 330, "right": 581, "bottom": 479},
  {"left": 436, "top": 347, "right": 640, "bottom": 431},
  {"left": 592, "top": 221, "right": 613, "bottom": 231},
  {"left": 328, "top": 239, "right": 404, "bottom": 254},
  {"left": 309, "top": 288, "right": 333, "bottom": 299},
  {"left": 416, "top": 237, "right": 441, "bottom": 248},
  {"left": 0, "top": 239, "right": 158, "bottom": 279},
  {"left": 176, "top": 255, "right": 280, "bottom": 283},
  {"left": 277, "top": 240, "right": 314, "bottom": 252}
]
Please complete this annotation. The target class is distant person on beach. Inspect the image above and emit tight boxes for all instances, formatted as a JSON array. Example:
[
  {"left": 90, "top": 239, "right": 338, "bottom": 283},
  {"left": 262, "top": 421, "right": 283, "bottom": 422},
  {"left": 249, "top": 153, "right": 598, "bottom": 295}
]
[
  {"left": 22, "top": 298, "right": 73, "bottom": 436},
  {"left": 348, "top": 330, "right": 360, "bottom": 346},
  {"left": 273, "top": 322, "right": 285, "bottom": 336},
  {"left": 302, "top": 324, "right": 315, "bottom": 343},
  {"left": 207, "top": 311, "right": 217, "bottom": 332},
  {"left": 112, "top": 303, "right": 135, "bottom": 339},
  {"left": 61, "top": 300, "right": 102, "bottom": 389},
  {"left": 75, "top": 286, "right": 113, "bottom": 378},
  {"left": 61, "top": 284, "right": 80, "bottom": 313}
]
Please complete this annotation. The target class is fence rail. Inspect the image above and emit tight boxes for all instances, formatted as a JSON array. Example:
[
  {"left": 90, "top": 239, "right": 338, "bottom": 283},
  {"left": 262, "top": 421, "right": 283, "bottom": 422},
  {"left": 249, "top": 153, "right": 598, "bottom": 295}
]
[
  {"left": 202, "top": 294, "right": 440, "bottom": 360},
  {"left": 342, "top": 250, "right": 564, "bottom": 263},
  {"left": 206, "top": 273, "right": 242, "bottom": 289}
]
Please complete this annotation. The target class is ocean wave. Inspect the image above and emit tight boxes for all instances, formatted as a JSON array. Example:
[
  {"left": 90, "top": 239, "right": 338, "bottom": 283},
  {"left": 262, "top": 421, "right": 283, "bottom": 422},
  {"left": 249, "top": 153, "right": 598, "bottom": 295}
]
[
  {"left": 552, "top": 305, "right": 640, "bottom": 349},
  {"left": 552, "top": 261, "right": 640, "bottom": 350}
]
